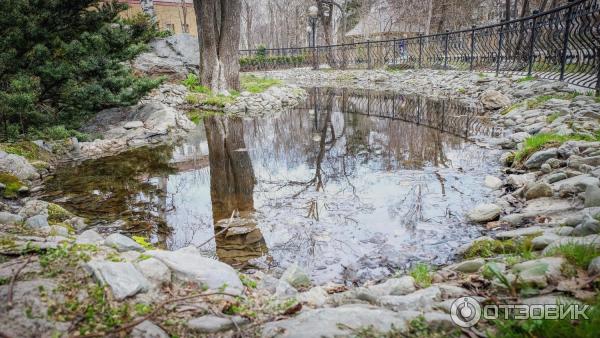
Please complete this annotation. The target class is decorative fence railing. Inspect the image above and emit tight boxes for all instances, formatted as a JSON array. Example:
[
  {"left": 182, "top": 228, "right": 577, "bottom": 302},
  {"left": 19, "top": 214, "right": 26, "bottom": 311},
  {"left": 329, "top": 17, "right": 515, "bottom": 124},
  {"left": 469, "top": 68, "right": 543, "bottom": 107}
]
[{"left": 240, "top": 0, "right": 600, "bottom": 91}]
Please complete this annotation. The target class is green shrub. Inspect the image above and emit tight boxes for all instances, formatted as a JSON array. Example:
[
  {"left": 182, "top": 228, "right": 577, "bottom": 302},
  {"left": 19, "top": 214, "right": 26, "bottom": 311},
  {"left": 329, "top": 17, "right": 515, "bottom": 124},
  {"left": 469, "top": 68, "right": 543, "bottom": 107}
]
[
  {"left": 182, "top": 74, "right": 210, "bottom": 94},
  {"left": 410, "top": 263, "right": 432, "bottom": 288}
]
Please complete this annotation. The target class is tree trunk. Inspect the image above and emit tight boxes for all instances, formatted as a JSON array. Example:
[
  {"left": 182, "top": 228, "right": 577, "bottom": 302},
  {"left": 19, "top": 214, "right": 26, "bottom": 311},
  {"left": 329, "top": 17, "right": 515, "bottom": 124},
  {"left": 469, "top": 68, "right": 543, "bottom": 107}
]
[
  {"left": 193, "top": 0, "right": 241, "bottom": 93},
  {"left": 244, "top": 1, "right": 253, "bottom": 49},
  {"left": 317, "top": 1, "right": 337, "bottom": 68}
]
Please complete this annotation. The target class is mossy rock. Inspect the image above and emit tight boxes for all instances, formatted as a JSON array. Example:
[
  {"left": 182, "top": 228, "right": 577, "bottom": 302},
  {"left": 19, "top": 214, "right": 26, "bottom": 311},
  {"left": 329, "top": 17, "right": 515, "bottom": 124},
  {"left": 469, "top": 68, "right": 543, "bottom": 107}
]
[
  {"left": 47, "top": 203, "right": 74, "bottom": 224},
  {"left": 30, "top": 160, "right": 51, "bottom": 170},
  {"left": 0, "top": 173, "right": 24, "bottom": 198},
  {"left": 0, "top": 141, "right": 52, "bottom": 162}
]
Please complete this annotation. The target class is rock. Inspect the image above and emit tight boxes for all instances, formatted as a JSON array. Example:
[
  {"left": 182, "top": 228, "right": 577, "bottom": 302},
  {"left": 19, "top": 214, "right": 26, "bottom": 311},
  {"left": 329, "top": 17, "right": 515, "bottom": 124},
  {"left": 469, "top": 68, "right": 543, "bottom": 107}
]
[
  {"left": 456, "top": 236, "right": 493, "bottom": 256},
  {"left": 104, "top": 233, "right": 144, "bottom": 252},
  {"left": 588, "top": 257, "right": 600, "bottom": 275},
  {"left": 280, "top": 263, "right": 311, "bottom": 289},
  {"left": 480, "top": 89, "right": 511, "bottom": 110},
  {"left": 18, "top": 199, "right": 48, "bottom": 218},
  {"left": 525, "top": 182, "right": 553, "bottom": 200},
  {"left": 76, "top": 229, "right": 104, "bottom": 245},
  {"left": 65, "top": 217, "right": 87, "bottom": 231},
  {"left": 543, "top": 235, "right": 600, "bottom": 254},
  {"left": 187, "top": 315, "right": 247, "bottom": 333},
  {"left": 148, "top": 246, "right": 243, "bottom": 295},
  {"left": 136, "top": 258, "right": 171, "bottom": 288},
  {"left": 512, "top": 257, "right": 565, "bottom": 288},
  {"left": 540, "top": 163, "right": 552, "bottom": 173},
  {"left": 123, "top": 121, "right": 144, "bottom": 129},
  {"left": 467, "top": 203, "right": 501, "bottom": 223},
  {"left": 0, "top": 212, "right": 23, "bottom": 225},
  {"left": 85, "top": 260, "right": 149, "bottom": 300},
  {"left": 572, "top": 215, "right": 600, "bottom": 236},
  {"left": 521, "top": 295, "right": 581, "bottom": 306},
  {"left": 507, "top": 173, "right": 536, "bottom": 188},
  {"left": 546, "top": 172, "right": 567, "bottom": 184},
  {"left": 0, "top": 152, "right": 39, "bottom": 181},
  {"left": 584, "top": 185, "right": 600, "bottom": 208},
  {"left": 511, "top": 132, "right": 531, "bottom": 143},
  {"left": 0, "top": 279, "right": 69, "bottom": 337},
  {"left": 261, "top": 304, "right": 420, "bottom": 338},
  {"left": 275, "top": 280, "right": 299, "bottom": 299},
  {"left": 131, "top": 320, "right": 169, "bottom": 338},
  {"left": 297, "top": 286, "right": 329, "bottom": 307},
  {"left": 25, "top": 214, "right": 49, "bottom": 229},
  {"left": 447, "top": 258, "right": 485, "bottom": 273},
  {"left": 531, "top": 233, "right": 561, "bottom": 249},
  {"left": 524, "top": 148, "right": 558, "bottom": 169},
  {"left": 484, "top": 176, "right": 503, "bottom": 190},
  {"left": 368, "top": 276, "right": 416, "bottom": 296},
  {"left": 379, "top": 286, "right": 441, "bottom": 311},
  {"left": 500, "top": 151, "right": 515, "bottom": 166}
]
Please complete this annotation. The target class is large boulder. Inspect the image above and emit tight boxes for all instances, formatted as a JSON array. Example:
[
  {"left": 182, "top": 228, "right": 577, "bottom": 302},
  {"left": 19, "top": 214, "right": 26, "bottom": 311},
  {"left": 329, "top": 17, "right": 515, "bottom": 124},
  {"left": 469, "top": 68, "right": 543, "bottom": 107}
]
[
  {"left": 133, "top": 34, "right": 199, "bottom": 77},
  {"left": 0, "top": 152, "right": 39, "bottom": 181},
  {"left": 524, "top": 148, "right": 558, "bottom": 169},
  {"left": 85, "top": 260, "right": 150, "bottom": 300},
  {"left": 480, "top": 90, "right": 511, "bottom": 110},
  {"left": 148, "top": 246, "right": 244, "bottom": 295}
]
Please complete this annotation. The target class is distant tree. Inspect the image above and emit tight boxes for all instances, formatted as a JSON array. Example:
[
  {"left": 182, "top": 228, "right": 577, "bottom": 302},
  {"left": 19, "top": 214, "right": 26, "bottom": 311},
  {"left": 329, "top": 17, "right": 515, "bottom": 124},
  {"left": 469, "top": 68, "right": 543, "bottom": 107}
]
[
  {"left": 192, "top": 0, "right": 242, "bottom": 93},
  {"left": 0, "top": 0, "right": 163, "bottom": 140}
]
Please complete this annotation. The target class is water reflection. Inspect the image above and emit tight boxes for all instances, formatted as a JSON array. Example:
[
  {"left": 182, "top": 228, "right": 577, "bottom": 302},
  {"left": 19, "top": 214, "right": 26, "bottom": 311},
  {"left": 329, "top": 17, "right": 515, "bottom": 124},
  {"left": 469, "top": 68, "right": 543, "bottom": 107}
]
[{"left": 42, "top": 88, "right": 498, "bottom": 284}]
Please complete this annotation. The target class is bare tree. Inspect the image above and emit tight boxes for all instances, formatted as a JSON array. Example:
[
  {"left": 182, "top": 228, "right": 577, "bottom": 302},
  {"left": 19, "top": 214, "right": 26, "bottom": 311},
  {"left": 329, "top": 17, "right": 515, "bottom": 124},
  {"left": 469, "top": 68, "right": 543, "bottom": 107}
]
[{"left": 193, "top": 0, "right": 241, "bottom": 93}]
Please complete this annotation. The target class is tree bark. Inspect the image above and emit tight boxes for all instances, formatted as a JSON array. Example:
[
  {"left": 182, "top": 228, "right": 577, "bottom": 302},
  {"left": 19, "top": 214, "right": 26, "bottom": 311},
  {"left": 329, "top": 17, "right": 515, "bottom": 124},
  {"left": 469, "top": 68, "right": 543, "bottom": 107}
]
[
  {"left": 193, "top": 0, "right": 241, "bottom": 93},
  {"left": 140, "top": 0, "right": 156, "bottom": 20}
]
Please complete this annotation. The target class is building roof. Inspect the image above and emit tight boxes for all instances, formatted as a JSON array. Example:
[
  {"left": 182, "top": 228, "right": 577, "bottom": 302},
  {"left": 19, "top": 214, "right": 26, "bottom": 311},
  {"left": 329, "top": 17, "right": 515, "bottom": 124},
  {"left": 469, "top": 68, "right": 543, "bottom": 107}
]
[{"left": 346, "top": 0, "right": 426, "bottom": 37}]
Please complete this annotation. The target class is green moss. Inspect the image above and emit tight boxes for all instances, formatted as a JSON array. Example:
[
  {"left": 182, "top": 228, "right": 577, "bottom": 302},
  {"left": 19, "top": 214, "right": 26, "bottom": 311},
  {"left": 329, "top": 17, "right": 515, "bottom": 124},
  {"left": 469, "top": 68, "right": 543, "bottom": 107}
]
[
  {"left": 546, "top": 112, "right": 562, "bottom": 124},
  {"left": 186, "top": 109, "right": 221, "bottom": 125},
  {"left": 464, "top": 236, "right": 537, "bottom": 260},
  {"left": 185, "top": 94, "right": 200, "bottom": 105},
  {"left": 516, "top": 75, "right": 536, "bottom": 83},
  {"left": 0, "top": 141, "right": 52, "bottom": 162},
  {"left": 526, "top": 92, "right": 579, "bottom": 110},
  {"left": 409, "top": 263, "right": 432, "bottom": 288},
  {"left": 47, "top": 203, "right": 74, "bottom": 224},
  {"left": 201, "top": 94, "right": 236, "bottom": 108},
  {"left": 0, "top": 173, "right": 24, "bottom": 198},
  {"left": 106, "top": 252, "right": 123, "bottom": 262},
  {"left": 544, "top": 243, "right": 600, "bottom": 269},
  {"left": 513, "top": 133, "right": 598, "bottom": 164},
  {"left": 240, "top": 74, "right": 281, "bottom": 94},
  {"left": 132, "top": 236, "right": 154, "bottom": 250}
]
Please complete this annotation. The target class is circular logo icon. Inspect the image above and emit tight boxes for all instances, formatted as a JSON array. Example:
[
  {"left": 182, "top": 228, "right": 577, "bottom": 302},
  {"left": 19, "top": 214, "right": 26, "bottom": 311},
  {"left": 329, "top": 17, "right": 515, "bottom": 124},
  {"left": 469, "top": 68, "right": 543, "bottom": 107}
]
[{"left": 450, "top": 297, "right": 482, "bottom": 328}]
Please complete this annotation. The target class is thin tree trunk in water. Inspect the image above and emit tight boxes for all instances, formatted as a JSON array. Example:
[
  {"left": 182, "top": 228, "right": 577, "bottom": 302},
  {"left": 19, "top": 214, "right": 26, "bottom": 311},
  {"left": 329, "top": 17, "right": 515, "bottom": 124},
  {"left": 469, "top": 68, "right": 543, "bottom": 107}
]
[
  {"left": 193, "top": 0, "right": 241, "bottom": 93},
  {"left": 140, "top": 0, "right": 156, "bottom": 21}
]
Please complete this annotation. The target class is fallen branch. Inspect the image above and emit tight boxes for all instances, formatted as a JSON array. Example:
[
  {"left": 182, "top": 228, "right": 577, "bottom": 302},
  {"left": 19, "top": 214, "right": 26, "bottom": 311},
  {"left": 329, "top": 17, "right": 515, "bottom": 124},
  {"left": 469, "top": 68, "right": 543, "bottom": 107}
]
[
  {"left": 196, "top": 210, "right": 236, "bottom": 249},
  {"left": 72, "top": 291, "right": 239, "bottom": 338},
  {"left": 7, "top": 255, "right": 32, "bottom": 308}
]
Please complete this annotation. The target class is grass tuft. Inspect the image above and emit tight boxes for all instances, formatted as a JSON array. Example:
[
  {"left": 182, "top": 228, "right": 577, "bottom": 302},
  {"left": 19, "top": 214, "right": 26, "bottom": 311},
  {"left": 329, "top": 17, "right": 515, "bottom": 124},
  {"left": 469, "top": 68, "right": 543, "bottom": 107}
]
[
  {"left": 409, "top": 263, "right": 432, "bottom": 288},
  {"left": 513, "top": 133, "right": 598, "bottom": 164},
  {"left": 0, "top": 173, "right": 24, "bottom": 198},
  {"left": 544, "top": 243, "right": 600, "bottom": 269},
  {"left": 240, "top": 74, "right": 281, "bottom": 93}
]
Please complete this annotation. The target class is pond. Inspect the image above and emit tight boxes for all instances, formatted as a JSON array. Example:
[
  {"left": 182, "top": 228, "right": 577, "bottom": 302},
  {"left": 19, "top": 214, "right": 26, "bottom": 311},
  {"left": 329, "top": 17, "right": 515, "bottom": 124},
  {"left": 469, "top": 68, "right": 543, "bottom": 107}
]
[{"left": 41, "top": 88, "right": 500, "bottom": 284}]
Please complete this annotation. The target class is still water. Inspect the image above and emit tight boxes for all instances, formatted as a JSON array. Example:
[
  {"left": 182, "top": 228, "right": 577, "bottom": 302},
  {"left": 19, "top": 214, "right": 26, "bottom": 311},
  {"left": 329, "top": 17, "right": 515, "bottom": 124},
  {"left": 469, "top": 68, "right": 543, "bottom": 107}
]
[{"left": 42, "top": 88, "right": 499, "bottom": 284}]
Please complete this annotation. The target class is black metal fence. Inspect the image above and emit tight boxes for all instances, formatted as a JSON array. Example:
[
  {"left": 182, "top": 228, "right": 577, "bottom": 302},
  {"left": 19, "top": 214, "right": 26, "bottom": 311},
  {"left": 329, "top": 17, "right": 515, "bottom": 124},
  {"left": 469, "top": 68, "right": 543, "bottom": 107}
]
[{"left": 240, "top": 0, "right": 600, "bottom": 90}]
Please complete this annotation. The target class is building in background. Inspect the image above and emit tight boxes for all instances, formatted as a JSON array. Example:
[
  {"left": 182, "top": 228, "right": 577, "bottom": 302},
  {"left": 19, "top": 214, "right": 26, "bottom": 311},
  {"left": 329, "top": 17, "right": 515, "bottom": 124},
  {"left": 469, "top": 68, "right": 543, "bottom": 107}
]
[{"left": 120, "top": 0, "right": 197, "bottom": 36}]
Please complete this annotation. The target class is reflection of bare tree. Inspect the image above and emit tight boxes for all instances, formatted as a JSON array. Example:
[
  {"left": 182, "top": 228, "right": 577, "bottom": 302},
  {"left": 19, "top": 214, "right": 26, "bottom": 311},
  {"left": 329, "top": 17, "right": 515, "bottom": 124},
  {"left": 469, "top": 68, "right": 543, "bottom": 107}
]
[{"left": 204, "top": 115, "right": 268, "bottom": 266}]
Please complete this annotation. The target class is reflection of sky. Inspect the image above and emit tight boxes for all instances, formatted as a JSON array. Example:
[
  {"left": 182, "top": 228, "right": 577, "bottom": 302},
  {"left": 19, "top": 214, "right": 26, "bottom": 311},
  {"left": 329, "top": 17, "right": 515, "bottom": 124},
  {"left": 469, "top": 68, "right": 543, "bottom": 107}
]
[{"left": 161, "top": 100, "right": 500, "bottom": 284}]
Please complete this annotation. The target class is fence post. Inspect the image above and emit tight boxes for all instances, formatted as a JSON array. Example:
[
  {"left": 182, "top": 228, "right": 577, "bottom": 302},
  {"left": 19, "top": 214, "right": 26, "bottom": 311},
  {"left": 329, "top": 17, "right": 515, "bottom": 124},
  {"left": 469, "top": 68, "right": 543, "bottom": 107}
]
[
  {"left": 418, "top": 34, "right": 423, "bottom": 69},
  {"left": 444, "top": 30, "right": 449, "bottom": 70},
  {"left": 469, "top": 26, "right": 476, "bottom": 72},
  {"left": 496, "top": 20, "right": 505, "bottom": 76},
  {"left": 527, "top": 10, "right": 539, "bottom": 76},
  {"left": 559, "top": 0, "right": 575, "bottom": 81},
  {"left": 367, "top": 41, "right": 372, "bottom": 69}
]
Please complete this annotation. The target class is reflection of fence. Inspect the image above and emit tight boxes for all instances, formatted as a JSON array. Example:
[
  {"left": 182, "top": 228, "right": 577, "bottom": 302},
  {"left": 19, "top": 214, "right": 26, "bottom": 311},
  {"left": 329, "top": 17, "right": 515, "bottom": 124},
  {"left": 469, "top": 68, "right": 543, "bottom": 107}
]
[
  {"left": 298, "top": 88, "right": 495, "bottom": 139},
  {"left": 240, "top": 0, "right": 600, "bottom": 90}
]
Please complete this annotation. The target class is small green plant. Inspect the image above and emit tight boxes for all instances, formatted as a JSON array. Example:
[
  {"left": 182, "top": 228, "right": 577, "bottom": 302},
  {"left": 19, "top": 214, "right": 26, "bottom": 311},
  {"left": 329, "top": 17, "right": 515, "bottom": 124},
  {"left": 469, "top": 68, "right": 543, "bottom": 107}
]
[
  {"left": 240, "top": 74, "right": 281, "bottom": 93},
  {"left": 186, "top": 109, "right": 221, "bottom": 125},
  {"left": 106, "top": 252, "right": 123, "bottom": 262},
  {"left": 545, "top": 243, "right": 600, "bottom": 269},
  {"left": 410, "top": 263, "right": 432, "bottom": 288},
  {"left": 516, "top": 75, "right": 536, "bottom": 83},
  {"left": 201, "top": 94, "right": 236, "bottom": 107},
  {"left": 134, "top": 303, "right": 152, "bottom": 316},
  {"left": 464, "top": 237, "right": 537, "bottom": 260},
  {"left": 185, "top": 94, "right": 200, "bottom": 105},
  {"left": 182, "top": 74, "right": 210, "bottom": 94},
  {"left": 546, "top": 112, "right": 562, "bottom": 124},
  {"left": 456, "top": 87, "right": 466, "bottom": 94},
  {"left": 0, "top": 141, "right": 52, "bottom": 161},
  {"left": 0, "top": 173, "right": 24, "bottom": 198},
  {"left": 526, "top": 92, "right": 579, "bottom": 110},
  {"left": 132, "top": 236, "right": 154, "bottom": 250},
  {"left": 239, "top": 274, "right": 257, "bottom": 289},
  {"left": 513, "top": 133, "right": 598, "bottom": 164}
]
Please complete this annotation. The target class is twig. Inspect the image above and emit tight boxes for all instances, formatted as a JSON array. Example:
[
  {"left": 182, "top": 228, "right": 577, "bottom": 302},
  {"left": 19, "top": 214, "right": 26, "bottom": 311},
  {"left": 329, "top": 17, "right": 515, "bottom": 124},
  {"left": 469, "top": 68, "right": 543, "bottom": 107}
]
[
  {"left": 72, "top": 291, "right": 238, "bottom": 338},
  {"left": 196, "top": 210, "right": 236, "bottom": 249},
  {"left": 7, "top": 256, "right": 32, "bottom": 309}
]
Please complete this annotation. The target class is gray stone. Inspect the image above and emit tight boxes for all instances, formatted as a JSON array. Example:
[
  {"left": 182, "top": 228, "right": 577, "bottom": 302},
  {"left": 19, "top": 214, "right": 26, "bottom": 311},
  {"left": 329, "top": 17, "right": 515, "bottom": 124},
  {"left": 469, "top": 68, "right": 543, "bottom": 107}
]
[
  {"left": 0, "top": 212, "right": 23, "bottom": 225},
  {"left": 85, "top": 260, "right": 150, "bottom": 300},
  {"left": 546, "top": 172, "right": 567, "bottom": 184},
  {"left": 531, "top": 233, "right": 561, "bottom": 249},
  {"left": 573, "top": 215, "right": 600, "bottom": 236},
  {"left": 25, "top": 214, "right": 49, "bottom": 229},
  {"left": 524, "top": 148, "right": 558, "bottom": 169},
  {"left": 368, "top": 276, "right": 416, "bottom": 296},
  {"left": 512, "top": 257, "right": 565, "bottom": 288},
  {"left": 543, "top": 234, "right": 600, "bottom": 255},
  {"left": 131, "top": 320, "right": 169, "bottom": 338},
  {"left": 484, "top": 176, "right": 503, "bottom": 190},
  {"left": 136, "top": 257, "right": 171, "bottom": 288},
  {"left": 187, "top": 315, "right": 247, "bottom": 333},
  {"left": 588, "top": 256, "right": 600, "bottom": 275},
  {"left": 104, "top": 233, "right": 144, "bottom": 252},
  {"left": 65, "top": 217, "right": 87, "bottom": 231},
  {"left": 521, "top": 295, "right": 581, "bottom": 306},
  {"left": 584, "top": 185, "right": 600, "bottom": 208},
  {"left": 540, "top": 163, "right": 552, "bottom": 174},
  {"left": 480, "top": 89, "right": 511, "bottom": 110},
  {"left": 18, "top": 200, "right": 48, "bottom": 218},
  {"left": 76, "top": 229, "right": 104, "bottom": 245},
  {"left": 297, "top": 286, "right": 329, "bottom": 307},
  {"left": 447, "top": 258, "right": 485, "bottom": 273},
  {"left": 507, "top": 173, "right": 536, "bottom": 188},
  {"left": 525, "top": 182, "right": 553, "bottom": 200},
  {"left": 379, "top": 286, "right": 441, "bottom": 311},
  {"left": 0, "top": 152, "right": 39, "bottom": 181},
  {"left": 280, "top": 263, "right": 311, "bottom": 289},
  {"left": 467, "top": 203, "right": 501, "bottom": 223},
  {"left": 496, "top": 226, "right": 544, "bottom": 240},
  {"left": 275, "top": 280, "right": 299, "bottom": 299},
  {"left": 148, "top": 246, "right": 243, "bottom": 295},
  {"left": 261, "top": 304, "right": 420, "bottom": 338},
  {"left": 123, "top": 121, "right": 145, "bottom": 129}
]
